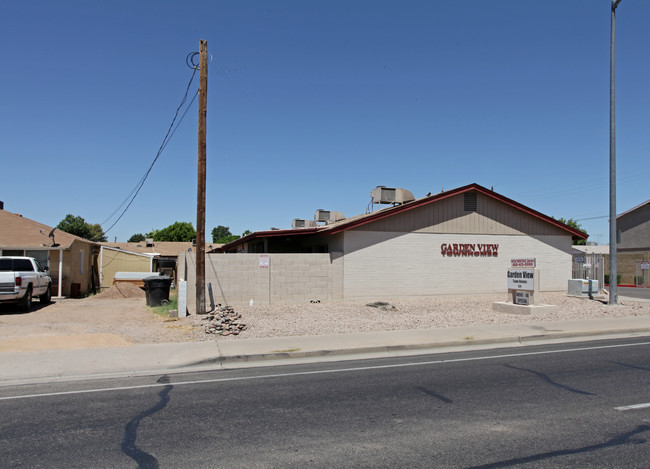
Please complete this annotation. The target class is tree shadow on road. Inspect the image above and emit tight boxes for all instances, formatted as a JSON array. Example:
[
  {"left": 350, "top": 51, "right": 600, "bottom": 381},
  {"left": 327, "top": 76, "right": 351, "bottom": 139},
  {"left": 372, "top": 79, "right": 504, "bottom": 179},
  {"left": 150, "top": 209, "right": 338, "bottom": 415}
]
[
  {"left": 121, "top": 381, "right": 173, "bottom": 469},
  {"left": 466, "top": 424, "right": 650, "bottom": 468}
]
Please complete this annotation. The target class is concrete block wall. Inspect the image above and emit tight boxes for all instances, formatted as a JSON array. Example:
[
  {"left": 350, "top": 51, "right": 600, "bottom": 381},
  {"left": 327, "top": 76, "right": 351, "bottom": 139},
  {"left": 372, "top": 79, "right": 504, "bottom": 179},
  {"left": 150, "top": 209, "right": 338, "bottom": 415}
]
[
  {"left": 181, "top": 253, "right": 334, "bottom": 311},
  {"left": 342, "top": 231, "right": 573, "bottom": 298}
]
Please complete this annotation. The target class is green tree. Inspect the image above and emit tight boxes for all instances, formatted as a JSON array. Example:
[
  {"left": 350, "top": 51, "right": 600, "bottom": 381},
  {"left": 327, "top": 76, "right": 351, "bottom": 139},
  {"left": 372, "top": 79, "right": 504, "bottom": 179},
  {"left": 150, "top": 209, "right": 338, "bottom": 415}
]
[
  {"left": 556, "top": 217, "right": 587, "bottom": 245},
  {"left": 211, "top": 226, "right": 251, "bottom": 244},
  {"left": 88, "top": 223, "right": 108, "bottom": 242},
  {"left": 146, "top": 222, "right": 196, "bottom": 242},
  {"left": 211, "top": 225, "right": 232, "bottom": 243},
  {"left": 128, "top": 233, "right": 146, "bottom": 243},
  {"left": 57, "top": 214, "right": 106, "bottom": 242}
]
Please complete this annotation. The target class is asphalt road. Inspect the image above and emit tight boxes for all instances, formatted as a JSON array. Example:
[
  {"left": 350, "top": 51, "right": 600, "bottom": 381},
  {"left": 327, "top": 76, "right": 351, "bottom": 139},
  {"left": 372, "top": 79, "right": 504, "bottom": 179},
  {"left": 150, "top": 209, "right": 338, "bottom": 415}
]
[
  {"left": 1, "top": 338, "right": 649, "bottom": 468},
  {"left": 614, "top": 286, "right": 650, "bottom": 300}
]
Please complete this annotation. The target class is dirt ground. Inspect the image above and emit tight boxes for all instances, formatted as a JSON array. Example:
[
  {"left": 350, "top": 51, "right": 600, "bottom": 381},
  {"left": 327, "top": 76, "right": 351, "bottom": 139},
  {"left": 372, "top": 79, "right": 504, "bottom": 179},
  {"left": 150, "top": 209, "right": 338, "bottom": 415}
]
[{"left": 0, "top": 283, "right": 204, "bottom": 345}]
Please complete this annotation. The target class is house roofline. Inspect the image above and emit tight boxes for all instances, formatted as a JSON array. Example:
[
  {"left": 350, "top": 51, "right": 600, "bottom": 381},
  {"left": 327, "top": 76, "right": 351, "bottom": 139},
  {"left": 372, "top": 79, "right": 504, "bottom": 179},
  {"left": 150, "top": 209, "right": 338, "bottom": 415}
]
[
  {"left": 99, "top": 245, "right": 157, "bottom": 258},
  {"left": 218, "top": 183, "right": 588, "bottom": 250},
  {"left": 323, "top": 183, "right": 588, "bottom": 239},
  {"left": 617, "top": 199, "right": 650, "bottom": 220}
]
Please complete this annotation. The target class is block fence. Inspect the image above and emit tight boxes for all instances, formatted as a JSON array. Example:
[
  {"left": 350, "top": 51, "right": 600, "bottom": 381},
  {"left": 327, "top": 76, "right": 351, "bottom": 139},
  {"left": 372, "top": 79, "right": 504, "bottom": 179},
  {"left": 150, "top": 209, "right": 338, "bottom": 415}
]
[{"left": 179, "top": 252, "right": 343, "bottom": 313}]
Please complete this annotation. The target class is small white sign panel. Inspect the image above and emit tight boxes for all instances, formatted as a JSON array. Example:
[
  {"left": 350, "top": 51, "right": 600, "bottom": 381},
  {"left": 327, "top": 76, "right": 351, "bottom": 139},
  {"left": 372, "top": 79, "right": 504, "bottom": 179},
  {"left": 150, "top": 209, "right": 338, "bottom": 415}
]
[
  {"left": 507, "top": 269, "right": 535, "bottom": 291},
  {"left": 259, "top": 254, "right": 269, "bottom": 269},
  {"left": 511, "top": 258, "right": 536, "bottom": 268},
  {"left": 515, "top": 291, "right": 530, "bottom": 305}
]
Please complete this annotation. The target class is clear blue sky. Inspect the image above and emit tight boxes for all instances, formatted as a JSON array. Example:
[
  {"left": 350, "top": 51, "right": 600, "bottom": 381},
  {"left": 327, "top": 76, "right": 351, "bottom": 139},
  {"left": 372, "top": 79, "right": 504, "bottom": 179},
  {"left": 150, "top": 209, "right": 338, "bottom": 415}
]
[{"left": 2, "top": 0, "right": 649, "bottom": 244}]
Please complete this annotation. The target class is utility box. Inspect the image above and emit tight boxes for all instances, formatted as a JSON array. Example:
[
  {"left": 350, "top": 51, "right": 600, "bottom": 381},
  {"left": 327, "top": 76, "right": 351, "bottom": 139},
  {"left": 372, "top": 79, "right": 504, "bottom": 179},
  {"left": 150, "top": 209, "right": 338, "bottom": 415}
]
[{"left": 568, "top": 279, "right": 599, "bottom": 297}]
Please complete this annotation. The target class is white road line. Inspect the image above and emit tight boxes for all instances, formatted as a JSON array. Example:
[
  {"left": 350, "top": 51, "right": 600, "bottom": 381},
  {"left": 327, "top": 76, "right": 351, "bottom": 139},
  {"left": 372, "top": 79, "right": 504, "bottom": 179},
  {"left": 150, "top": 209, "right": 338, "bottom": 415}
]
[
  {"left": 1, "top": 340, "right": 649, "bottom": 402},
  {"left": 614, "top": 403, "right": 650, "bottom": 411}
]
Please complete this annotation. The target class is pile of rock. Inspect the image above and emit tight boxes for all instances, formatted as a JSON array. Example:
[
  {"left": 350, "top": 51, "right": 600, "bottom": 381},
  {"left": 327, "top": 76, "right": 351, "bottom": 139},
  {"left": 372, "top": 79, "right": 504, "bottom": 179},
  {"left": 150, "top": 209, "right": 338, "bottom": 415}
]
[{"left": 202, "top": 306, "right": 247, "bottom": 336}]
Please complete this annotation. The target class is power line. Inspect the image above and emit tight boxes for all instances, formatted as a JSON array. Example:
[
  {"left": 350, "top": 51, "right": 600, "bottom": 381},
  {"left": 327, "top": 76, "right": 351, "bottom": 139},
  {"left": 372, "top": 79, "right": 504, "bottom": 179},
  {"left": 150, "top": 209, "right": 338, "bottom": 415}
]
[{"left": 103, "top": 68, "right": 198, "bottom": 235}]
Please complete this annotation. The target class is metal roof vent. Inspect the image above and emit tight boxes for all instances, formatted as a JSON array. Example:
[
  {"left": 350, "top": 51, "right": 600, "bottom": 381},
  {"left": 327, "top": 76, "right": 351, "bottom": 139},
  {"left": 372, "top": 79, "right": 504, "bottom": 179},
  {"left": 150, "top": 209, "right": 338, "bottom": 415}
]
[
  {"left": 314, "top": 209, "right": 345, "bottom": 224},
  {"left": 464, "top": 192, "right": 477, "bottom": 212},
  {"left": 145, "top": 238, "right": 154, "bottom": 247},
  {"left": 292, "top": 219, "right": 318, "bottom": 229}
]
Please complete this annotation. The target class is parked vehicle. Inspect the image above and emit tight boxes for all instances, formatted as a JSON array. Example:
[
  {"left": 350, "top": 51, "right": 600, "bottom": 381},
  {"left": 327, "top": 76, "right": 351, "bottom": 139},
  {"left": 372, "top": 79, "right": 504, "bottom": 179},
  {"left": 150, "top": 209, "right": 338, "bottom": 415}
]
[{"left": 0, "top": 256, "right": 52, "bottom": 311}]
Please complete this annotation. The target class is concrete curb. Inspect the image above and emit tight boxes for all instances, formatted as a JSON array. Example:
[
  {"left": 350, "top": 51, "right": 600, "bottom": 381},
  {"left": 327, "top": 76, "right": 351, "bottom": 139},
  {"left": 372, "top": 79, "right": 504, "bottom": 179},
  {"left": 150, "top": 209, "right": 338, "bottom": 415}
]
[
  {"left": 1, "top": 320, "right": 649, "bottom": 386},
  {"left": 187, "top": 326, "right": 650, "bottom": 368}
]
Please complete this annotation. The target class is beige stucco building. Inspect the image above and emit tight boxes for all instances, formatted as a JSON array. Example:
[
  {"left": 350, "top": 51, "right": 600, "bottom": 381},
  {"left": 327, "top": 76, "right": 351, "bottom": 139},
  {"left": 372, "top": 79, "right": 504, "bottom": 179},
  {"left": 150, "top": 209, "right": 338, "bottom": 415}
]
[
  {"left": 180, "top": 184, "right": 586, "bottom": 310},
  {"left": 98, "top": 240, "right": 217, "bottom": 290},
  {"left": 0, "top": 206, "right": 97, "bottom": 297}
]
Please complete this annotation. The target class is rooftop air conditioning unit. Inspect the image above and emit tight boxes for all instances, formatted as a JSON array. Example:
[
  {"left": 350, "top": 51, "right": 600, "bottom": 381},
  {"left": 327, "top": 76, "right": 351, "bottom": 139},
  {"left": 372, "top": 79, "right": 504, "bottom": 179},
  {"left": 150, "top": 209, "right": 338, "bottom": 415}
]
[
  {"left": 315, "top": 209, "right": 345, "bottom": 224},
  {"left": 292, "top": 219, "right": 318, "bottom": 229},
  {"left": 370, "top": 186, "right": 415, "bottom": 205},
  {"left": 145, "top": 238, "right": 154, "bottom": 247}
]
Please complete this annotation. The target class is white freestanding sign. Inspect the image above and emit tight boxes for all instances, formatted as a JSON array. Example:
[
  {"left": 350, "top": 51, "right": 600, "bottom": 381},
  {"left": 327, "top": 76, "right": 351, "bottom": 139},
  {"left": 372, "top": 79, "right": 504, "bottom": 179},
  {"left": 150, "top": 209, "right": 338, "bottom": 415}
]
[
  {"left": 507, "top": 269, "right": 536, "bottom": 291},
  {"left": 506, "top": 261, "right": 540, "bottom": 306}
]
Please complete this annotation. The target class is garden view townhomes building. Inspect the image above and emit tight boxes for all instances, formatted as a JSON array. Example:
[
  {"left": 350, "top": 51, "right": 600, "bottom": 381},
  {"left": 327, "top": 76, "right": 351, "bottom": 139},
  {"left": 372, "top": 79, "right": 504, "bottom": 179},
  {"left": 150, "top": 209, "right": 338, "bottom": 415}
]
[{"left": 180, "top": 184, "right": 587, "bottom": 312}]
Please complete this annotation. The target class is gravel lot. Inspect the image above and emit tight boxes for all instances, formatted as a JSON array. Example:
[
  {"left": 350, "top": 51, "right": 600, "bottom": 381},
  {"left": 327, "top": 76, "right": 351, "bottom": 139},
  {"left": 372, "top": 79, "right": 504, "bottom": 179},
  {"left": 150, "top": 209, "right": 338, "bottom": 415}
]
[
  {"left": 1, "top": 288, "right": 648, "bottom": 345},
  {"left": 214, "top": 292, "right": 650, "bottom": 340}
]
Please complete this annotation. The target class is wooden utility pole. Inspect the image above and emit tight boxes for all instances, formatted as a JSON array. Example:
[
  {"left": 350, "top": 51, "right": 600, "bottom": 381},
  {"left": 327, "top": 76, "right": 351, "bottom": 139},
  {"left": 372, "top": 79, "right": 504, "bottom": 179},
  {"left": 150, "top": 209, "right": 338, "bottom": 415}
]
[{"left": 196, "top": 39, "right": 208, "bottom": 314}]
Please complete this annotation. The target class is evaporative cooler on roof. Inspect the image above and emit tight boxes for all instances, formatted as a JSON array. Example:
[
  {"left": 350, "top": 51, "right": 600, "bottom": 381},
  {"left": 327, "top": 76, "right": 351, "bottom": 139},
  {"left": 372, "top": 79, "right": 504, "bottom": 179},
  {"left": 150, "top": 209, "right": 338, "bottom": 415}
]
[
  {"left": 315, "top": 210, "right": 345, "bottom": 224},
  {"left": 292, "top": 219, "right": 318, "bottom": 229},
  {"left": 370, "top": 186, "right": 415, "bottom": 211}
]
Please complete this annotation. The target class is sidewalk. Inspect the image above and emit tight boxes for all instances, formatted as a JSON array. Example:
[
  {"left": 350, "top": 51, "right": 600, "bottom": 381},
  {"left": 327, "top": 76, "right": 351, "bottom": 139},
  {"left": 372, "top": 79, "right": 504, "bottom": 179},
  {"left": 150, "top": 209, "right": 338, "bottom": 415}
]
[{"left": 1, "top": 315, "right": 649, "bottom": 386}]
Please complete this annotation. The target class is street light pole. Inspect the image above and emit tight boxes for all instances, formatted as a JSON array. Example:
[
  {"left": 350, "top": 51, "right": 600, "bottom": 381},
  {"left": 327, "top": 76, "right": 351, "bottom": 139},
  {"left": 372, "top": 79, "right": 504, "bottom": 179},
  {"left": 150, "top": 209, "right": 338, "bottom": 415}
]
[{"left": 609, "top": 0, "right": 622, "bottom": 305}]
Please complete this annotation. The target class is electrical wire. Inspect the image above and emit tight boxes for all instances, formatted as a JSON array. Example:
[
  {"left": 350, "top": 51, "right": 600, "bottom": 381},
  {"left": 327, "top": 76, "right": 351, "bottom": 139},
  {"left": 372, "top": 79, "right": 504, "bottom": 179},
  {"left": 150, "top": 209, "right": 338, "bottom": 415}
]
[{"left": 103, "top": 67, "right": 198, "bottom": 235}]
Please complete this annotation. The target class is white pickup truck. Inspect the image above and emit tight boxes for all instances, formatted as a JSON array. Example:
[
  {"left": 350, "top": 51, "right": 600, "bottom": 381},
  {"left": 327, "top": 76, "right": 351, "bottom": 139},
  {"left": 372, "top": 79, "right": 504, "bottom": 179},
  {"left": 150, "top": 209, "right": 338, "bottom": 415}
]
[{"left": 0, "top": 256, "right": 52, "bottom": 311}]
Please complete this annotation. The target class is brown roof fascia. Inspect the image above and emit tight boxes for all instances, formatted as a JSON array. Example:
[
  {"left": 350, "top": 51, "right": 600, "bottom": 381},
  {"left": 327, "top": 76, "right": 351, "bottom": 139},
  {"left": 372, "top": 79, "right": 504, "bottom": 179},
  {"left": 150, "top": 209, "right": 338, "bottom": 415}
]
[{"left": 218, "top": 228, "right": 321, "bottom": 251}]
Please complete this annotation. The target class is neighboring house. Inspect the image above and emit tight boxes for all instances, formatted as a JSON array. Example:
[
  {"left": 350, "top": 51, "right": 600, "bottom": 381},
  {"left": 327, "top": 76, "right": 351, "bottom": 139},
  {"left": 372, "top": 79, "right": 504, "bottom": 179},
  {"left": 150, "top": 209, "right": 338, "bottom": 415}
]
[
  {"left": 604, "top": 200, "right": 650, "bottom": 285},
  {"left": 99, "top": 240, "right": 218, "bottom": 290},
  {"left": 97, "top": 246, "right": 155, "bottom": 290},
  {"left": 617, "top": 199, "right": 650, "bottom": 252},
  {"left": 0, "top": 204, "right": 97, "bottom": 297},
  {"left": 182, "top": 183, "right": 587, "bottom": 309}
]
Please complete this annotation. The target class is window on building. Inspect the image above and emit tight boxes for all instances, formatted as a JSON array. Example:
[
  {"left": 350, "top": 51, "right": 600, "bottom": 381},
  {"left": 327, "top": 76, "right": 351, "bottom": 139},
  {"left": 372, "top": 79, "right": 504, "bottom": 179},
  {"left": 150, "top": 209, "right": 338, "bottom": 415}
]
[
  {"left": 26, "top": 250, "right": 49, "bottom": 270},
  {"left": 2, "top": 250, "right": 24, "bottom": 257}
]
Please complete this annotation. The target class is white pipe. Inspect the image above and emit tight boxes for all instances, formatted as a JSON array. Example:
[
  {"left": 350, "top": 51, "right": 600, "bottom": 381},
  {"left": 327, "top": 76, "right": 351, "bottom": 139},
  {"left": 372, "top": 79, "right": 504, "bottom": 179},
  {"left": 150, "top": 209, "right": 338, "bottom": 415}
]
[
  {"left": 99, "top": 246, "right": 104, "bottom": 287},
  {"left": 57, "top": 248, "right": 64, "bottom": 298}
]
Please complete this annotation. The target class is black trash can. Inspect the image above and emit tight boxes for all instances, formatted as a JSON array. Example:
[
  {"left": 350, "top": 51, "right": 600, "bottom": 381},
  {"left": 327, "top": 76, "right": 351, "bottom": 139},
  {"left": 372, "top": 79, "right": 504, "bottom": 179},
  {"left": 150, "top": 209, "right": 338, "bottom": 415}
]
[{"left": 143, "top": 275, "right": 172, "bottom": 307}]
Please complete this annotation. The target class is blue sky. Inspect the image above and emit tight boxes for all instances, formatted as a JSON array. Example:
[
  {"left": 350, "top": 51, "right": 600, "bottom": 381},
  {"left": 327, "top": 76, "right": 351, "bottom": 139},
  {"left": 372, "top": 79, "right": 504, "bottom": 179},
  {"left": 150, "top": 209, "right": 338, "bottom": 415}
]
[{"left": 2, "top": 0, "right": 648, "bottom": 244}]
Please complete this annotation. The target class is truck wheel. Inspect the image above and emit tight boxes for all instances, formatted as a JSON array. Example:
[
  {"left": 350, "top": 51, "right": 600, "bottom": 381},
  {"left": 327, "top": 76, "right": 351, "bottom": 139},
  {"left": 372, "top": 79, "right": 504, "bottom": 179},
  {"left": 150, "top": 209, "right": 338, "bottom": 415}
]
[
  {"left": 40, "top": 284, "right": 52, "bottom": 304},
  {"left": 19, "top": 286, "right": 33, "bottom": 311}
]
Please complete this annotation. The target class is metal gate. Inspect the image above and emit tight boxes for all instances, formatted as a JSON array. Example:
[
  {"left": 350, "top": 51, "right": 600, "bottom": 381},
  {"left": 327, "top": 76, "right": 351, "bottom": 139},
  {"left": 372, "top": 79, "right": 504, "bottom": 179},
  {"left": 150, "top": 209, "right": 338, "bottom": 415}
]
[
  {"left": 572, "top": 253, "right": 604, "bottom": 290},
  {"left": 635, "top": 260, "right": 650, "bottom": 287}
]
